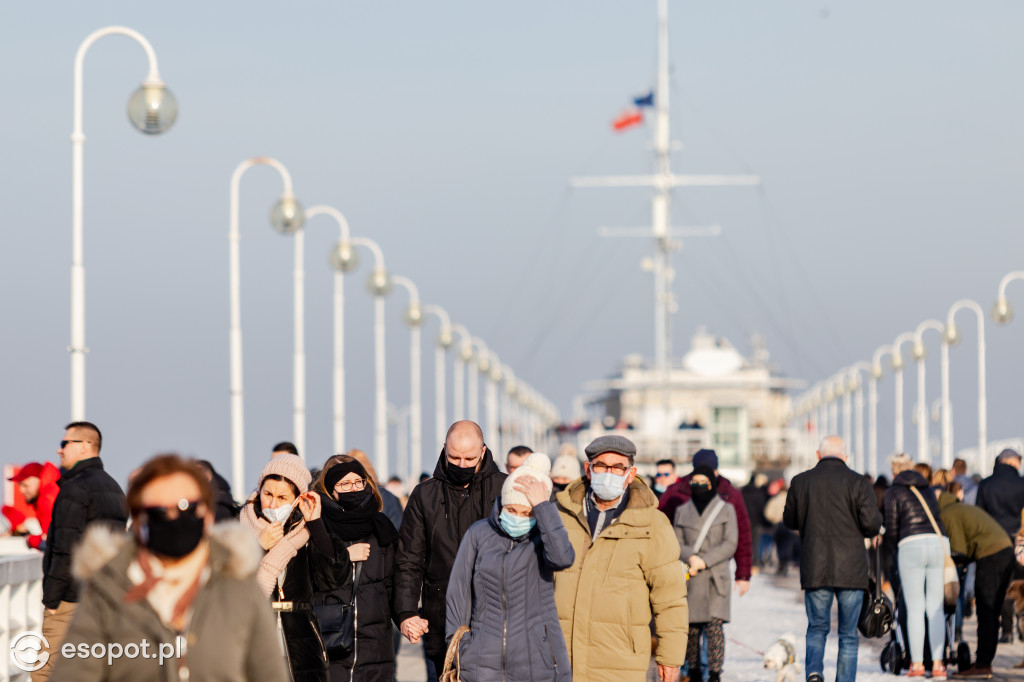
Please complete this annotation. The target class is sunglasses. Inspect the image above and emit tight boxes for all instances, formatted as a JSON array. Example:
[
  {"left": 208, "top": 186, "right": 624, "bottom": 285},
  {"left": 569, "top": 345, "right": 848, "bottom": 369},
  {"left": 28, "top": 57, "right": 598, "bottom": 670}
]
[
  {"left": 60, "top": 439, "right": 90, "bottom": 449},
  {"left": 136, "top": 498, "right": 204, "bottom": 522}
]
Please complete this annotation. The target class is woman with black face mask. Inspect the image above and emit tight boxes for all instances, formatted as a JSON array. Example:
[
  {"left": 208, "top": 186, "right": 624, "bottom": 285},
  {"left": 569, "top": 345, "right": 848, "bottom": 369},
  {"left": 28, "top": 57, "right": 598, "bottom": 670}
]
[
  {"left": 312, "top": 455, "right": 399, "bottom": 682},
  {"left": 240, "top": 455, "right": 341, "bottom": 682},
  {"left": 672, "top": 465, "right": 738, "bottom": 682},
  {"left": 52, "top": 454, "right": 290, "bottom": 681}
]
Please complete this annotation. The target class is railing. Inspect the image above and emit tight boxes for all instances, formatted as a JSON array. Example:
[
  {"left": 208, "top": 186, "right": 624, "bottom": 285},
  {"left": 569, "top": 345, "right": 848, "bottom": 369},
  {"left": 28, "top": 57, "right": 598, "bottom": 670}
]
[{"left": 0, "top": 550, "right": 44, "bottom": 682}]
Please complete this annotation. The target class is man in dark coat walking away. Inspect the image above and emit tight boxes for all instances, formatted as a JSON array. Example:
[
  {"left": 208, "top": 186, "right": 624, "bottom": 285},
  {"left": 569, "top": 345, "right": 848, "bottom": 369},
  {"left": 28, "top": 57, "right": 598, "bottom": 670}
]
[
  {"left": 783, "top": 436, "right": 882, "bottom": 682},
  {"left": 976, "top": 448, "right": 1024, "bottom": 644},
  {"left": 38, "top": 421, "right": 127, "bottom": 682},
  {"left": 393, "top": 420, "right": 506, "bottom": 681}
]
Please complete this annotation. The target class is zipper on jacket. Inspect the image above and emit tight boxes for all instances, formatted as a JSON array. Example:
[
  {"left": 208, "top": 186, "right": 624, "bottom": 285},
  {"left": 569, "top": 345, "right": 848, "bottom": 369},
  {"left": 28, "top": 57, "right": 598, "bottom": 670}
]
[
  {"left": 350, "top": 563, "right": 358, "bottom": 682},
  {"left": 501, "top": 538, "right": 513, "bottom": 681},
  {"left": 545, "top": 625, "right": 557, "bottom": 671}
]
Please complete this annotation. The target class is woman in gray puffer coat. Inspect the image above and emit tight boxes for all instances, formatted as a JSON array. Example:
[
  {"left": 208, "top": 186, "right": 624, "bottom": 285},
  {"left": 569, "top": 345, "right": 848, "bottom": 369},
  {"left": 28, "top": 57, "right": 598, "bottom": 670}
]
[{"left": 446, "top": 453, "right": 574, "bottom": 682}]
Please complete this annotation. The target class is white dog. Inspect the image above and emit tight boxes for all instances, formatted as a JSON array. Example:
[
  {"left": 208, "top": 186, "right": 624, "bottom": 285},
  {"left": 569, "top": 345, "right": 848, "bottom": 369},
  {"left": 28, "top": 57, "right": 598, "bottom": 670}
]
[{"left": 762, "top": 633, "right": 802, "bottom": 682}]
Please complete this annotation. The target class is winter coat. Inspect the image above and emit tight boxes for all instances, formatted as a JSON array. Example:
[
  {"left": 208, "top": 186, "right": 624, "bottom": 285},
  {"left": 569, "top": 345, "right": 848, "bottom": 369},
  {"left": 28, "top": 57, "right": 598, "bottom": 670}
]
[
  {"left": 658, "top": 473, "right": 753, "bottom": 581},
  {"left": 314, "top": 527, "right": 397, "bottom": 682},
  {"left": 554, "top": 478, "right": 688, "bottom": 682},
  {"left": 674, "top": 497, "right": 737, "bottom": 623},
  {"left": 27, "top": 461, "right": 61, "bottom": 550},
  {"left": 43, "top": 457, "right": 127, "bottom": 609},
  {"left": 394, "top": 448, "right": 506, "bottom": 657},
  {"left": 976, "top": 462, "right": 1024, "bottom": 537},
  {"left": 937, "top": 491, "right": 1011, "bottom": 561},
  {"left": 51, "top": 523, "right": 290, "bottom": 682},
  {"left": 783, "top": 457, "right": 882, "bottom": 590},
  {"left": 446, "top": 500, "right": 574, "bottom": 682},
  {"left": 741, "top": 479, "right": 769, "bottom": 529},
  {"left": 883, "top": 470, "right": 947, "bottom": 549},
  {"left": 380, "top": 488, "right": 403, "bottom": 530}
]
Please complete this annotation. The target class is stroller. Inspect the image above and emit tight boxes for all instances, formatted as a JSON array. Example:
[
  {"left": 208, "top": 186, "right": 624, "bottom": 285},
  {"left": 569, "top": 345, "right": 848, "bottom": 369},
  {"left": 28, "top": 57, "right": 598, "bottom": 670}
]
[{"left": 880, "top": 563, "right": 971, "bottom": 674}]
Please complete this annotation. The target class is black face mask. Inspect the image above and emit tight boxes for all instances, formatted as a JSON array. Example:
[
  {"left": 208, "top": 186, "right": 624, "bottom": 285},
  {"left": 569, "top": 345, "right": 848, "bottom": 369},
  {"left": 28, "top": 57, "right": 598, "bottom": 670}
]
[
  {"left": 446, "top": 461, "right": 477, "bottom": 486},
  {"left": 691, "top": 483, "right": 712, "bottom": 495},
  {"left": 335, "top": 489, "right": 371, "bottom": 511},
  {"left": 142, "top": 513, "right": 205, "bottom": 559}
]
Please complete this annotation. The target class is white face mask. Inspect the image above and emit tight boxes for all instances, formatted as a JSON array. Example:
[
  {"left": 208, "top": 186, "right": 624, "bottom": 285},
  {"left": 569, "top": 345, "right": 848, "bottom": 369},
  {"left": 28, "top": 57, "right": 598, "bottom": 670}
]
[{"left": 262, "top": 503, "right": 294, "bottom": 524}]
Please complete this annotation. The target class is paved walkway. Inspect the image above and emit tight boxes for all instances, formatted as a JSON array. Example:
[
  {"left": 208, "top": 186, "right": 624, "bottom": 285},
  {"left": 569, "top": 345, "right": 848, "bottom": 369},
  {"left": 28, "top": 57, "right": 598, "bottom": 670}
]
[{"left": 395, "top": 571, "right": 1024, "bottom": 680}]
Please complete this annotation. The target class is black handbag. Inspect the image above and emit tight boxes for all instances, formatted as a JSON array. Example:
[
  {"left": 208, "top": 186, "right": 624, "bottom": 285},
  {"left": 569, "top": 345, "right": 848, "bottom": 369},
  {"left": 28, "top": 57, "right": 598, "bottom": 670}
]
[
  {"left": 312, "top": 563, "right": 362, "bottom": 659},
  {"left": 858, "top": 545, "right": 893, "bottom": 638}
]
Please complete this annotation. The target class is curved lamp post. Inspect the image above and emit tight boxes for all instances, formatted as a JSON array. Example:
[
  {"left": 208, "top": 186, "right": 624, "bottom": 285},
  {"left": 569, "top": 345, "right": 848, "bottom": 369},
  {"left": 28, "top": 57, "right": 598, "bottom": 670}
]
[
  {"left": 70, "top": 26, "right": 178, "bottom": 421},
  {"left": 363, "top": 243, "right": 392, "bottom": 480},
  {"left": 484, "top": 352, "right": 502, "bottom": 450},
  {"left": 946, "top": 299, "right": 987, "bottom": 474},
  {"left": 467, "top": 337, "right": 489, "bottom": 425},
  {"left": 423, "top": 305, "right": 453, "bottom": 458},
  {"left": 390, "top": 276, "right": 423, "bottom": 483},
  {"left": 992, "top": 271, "right": 1024, "bottom": 324},
  {"left": 228, "top": 157, "right": 303, "bottom": 498},
  {"left": 870, "top": 344, "right": 896, "bottom": 479},
  {"left": 451, "top": 324, "right": 472, "bottom": 421},
  {"left": 847, "top": 361, "right": 873, "bottom": 472},
  {"left": 891, "top": 331, "right": 917, "bottom": 454},
  {"left": 912, "top": 319, "right": 945, "bottom": 465}
]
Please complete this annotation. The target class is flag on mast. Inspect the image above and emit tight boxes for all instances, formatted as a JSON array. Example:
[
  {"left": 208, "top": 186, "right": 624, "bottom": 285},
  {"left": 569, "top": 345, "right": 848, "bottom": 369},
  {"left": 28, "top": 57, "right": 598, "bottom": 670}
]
[
  {"left": 612, "top": 109, "right": 644, "bottom": 132},
  {"left": 633, "top": 90, "right": 654, "bottom": 107}
]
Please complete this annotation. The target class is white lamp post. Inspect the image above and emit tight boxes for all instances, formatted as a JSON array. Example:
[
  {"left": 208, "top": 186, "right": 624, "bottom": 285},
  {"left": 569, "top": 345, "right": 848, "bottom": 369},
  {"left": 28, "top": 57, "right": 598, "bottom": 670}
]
[
  {"left": 468, "top": 337, "right": 489, "bottom": 425},
  {"left": 992, "top": 271, "right": 1024, "bottom": 325},
  {"left": 390, "top": 276, "right": 423, "bottom": 484},
  {"left": 228, "top": 158, "right": 303, "bottom": 499},
  {"left": 364, "top": 247, "right": 393, "bottom": 480},
  {"left": 838, "top": 375, "right": 851, "bottom": 459},
  {"left": 912, "top": 319, "right": 945, "bottom": 465},
  {"left": 870, "top": 344, "right": 896, "bottom": 480},
  {"left": 423, "top": 306, "right": 453, "bottom": 463},
  {"left": 484, "top": 352, "right": 502, "bottom": 450},
  {"left": 70, "top": 26, "right": 178, "bottom": 421},
  {"left": 451, "top": 324, "right": 472, "bottom": 421},
  {"left": 946, "top": 299, "right": 987, "bottom": 474},
  {"left": 847, "top": 362, "right": 872, "bottom": 473},
  {"left": 502, "top": 366, "right": 518, "bottom": 455},
  {"left": 891, "top": 331, "right": 917, "bottom": 454}
]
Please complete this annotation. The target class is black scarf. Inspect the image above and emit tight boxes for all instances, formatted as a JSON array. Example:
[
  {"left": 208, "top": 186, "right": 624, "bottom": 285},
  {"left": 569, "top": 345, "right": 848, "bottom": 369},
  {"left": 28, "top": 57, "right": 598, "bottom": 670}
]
[{"left": 317, "top": 490, "right": 398, "bottom": 546}]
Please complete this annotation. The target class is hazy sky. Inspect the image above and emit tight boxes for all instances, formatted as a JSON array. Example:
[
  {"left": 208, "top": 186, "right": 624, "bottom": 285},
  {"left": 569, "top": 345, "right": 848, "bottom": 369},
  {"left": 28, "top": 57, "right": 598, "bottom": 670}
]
[{"left": 2, "top": 1, "right": 1023, "bottom": 492}]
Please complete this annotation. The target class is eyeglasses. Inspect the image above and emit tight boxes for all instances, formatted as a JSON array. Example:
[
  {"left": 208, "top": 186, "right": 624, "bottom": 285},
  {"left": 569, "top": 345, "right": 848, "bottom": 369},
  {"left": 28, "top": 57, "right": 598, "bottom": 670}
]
[
  {"left": 60, "top": 439, "right": 90, "bottom": 449},
  {"left": 136, "top": 498, "right": 203, "bottom": 522},
  {"left": 655, "top": 472, "right": 674, "bottom": 478},
  {"left": 591, "top": 462, "right": 632, "bottom": 475},
  {"left": 334, "top": 478, "right": 366, "bottom": 492}
]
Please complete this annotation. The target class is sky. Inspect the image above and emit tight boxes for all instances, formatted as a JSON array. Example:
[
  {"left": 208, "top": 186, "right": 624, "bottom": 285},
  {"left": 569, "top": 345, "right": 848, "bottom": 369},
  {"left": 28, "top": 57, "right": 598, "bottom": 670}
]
[{"left": 1, "top": 1, "right": 1023, "bottom": 492}]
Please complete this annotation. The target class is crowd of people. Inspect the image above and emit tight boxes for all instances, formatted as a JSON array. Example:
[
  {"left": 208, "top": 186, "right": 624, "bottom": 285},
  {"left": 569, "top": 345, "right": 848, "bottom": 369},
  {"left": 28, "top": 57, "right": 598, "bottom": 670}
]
[{"left": 6, "top": 420, "right": 1024, "bottom": 681}]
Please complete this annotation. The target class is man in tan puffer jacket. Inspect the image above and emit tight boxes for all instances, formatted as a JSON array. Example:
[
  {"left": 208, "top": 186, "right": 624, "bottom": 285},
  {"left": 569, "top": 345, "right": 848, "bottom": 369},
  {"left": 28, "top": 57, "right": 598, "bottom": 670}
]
[{"left": 554, "top": 435, "right": 689, "bottom": 682}]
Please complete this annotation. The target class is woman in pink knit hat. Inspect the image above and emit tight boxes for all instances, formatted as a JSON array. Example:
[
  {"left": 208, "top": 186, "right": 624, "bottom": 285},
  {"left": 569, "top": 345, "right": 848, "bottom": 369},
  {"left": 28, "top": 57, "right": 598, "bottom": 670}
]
[{"left": 240, "top": 454, "right": 342, "bottom": 682}]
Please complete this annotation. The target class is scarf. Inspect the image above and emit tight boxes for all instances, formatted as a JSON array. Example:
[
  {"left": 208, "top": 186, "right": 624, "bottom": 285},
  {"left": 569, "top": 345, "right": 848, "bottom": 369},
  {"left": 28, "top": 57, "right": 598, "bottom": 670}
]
[
  {"left": 124, "top": 544, "right": 208, "bottom": 631},
  {"left": 239, "top": 493, "right": 310, "bottom": 597},
  {"left": 317, "top": 490, "right": 398, "bottom": 546}
]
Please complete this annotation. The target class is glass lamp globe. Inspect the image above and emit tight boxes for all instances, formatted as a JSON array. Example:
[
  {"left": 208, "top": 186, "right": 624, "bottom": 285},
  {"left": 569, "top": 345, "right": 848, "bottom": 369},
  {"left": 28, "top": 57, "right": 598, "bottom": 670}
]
[
  {"left": 329, "top": 241, "right": 359, "bottom": 273},
  {"left": 890, "top": 354, "right": 904, "bottom": 371},
  {"left": 992, "top": 298, "right": 1014, "bottom": 324},
  {"left": 437, "top": 327, "right": 454, "bottom": 349},
  {"left": 459, "top": 345, "right": 474, "bottom": 362},
  {"left": 506, "top": 379, "right": 517, "bottom": 396},
  {"left": 367, "top": 269, "right": 392, "bottom": 296},
  {"left": 943, "top": 325, "right": 960, "bottom": 346},
  {"left": 127, "top": 83, "right": 178, "bottom": 134},
  {"left": 847, "top": 376, "right": 859, "bottom": 392},
  {"left": 871, "top": 364, "right": 884, "bottom": 380},
  {"left": 911, "top": 342, "right": 926, "bottom": 361},
  {"left": 404, "top": 303, "right": 423, "bottom": 326},
  {"left": 490, "top": 366, "right": 502, "bottom": 383},
  {"left": 478, "top": 356, "right": 491, "bottom": 373},
  {"left": 270, "top": 197, "right": 305, "bottom": 234}
]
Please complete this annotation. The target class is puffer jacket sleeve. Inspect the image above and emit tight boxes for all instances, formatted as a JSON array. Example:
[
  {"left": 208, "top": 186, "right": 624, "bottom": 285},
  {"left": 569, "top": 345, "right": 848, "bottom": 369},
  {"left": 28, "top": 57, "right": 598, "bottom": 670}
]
[
  {"left": 534, "top": 501, "right": 575, "bottom": 570},
  {"left": 394, "top": 486, "right": 428, "bottom": 624},
  {"left": 242, "top": 579, "right": 292, "bottom": 681},
  {"left": 43, "top": 490, "right": 88, "bottom": 609},
  {"left": 49, "top": 582, "right": 110, "bottom": 681},
  {"left": 700, "top": 505, "right": 738, "bottom": 569},
  {"left": 445, "top": 524, "right": 480, "bottom": 641},
  {"left": 644, "top": 513, "right": 688, "bottom": 667},
  {"left": 782, "top": 479, "right": 801, "bottom": 531},
  {"left": 727, "top": 490, "right": 753, "bottom": 581}
]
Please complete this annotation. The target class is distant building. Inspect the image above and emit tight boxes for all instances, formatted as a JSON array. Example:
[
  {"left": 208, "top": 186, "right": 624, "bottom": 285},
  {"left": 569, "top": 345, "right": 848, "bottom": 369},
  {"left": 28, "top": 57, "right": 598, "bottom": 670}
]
[{"left": 571, "top": 328, "right": 803, "bottom": 479}]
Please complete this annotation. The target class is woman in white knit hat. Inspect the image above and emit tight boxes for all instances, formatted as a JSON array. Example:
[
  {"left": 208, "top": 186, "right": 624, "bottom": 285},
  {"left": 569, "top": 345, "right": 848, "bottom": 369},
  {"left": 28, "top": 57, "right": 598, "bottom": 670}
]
[
  {"left": 445, "top": 453, "right": 575, "bottom": 681},
  {"left": 240, "top": 454, "right": 340, "bottom": 682}
]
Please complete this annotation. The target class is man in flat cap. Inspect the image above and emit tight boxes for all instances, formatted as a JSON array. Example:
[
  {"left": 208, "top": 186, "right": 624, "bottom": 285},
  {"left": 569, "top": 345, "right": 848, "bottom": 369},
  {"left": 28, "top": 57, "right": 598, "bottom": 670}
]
[{"left": 553, "top": 435, "right": 688, "bottom": 682}]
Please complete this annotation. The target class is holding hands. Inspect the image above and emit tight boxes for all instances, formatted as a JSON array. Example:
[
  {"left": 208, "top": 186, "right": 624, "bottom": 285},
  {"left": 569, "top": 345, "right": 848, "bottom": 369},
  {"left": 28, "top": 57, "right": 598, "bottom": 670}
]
[{"left": 400, "top": 616, "right": 430, "bottom": 643}]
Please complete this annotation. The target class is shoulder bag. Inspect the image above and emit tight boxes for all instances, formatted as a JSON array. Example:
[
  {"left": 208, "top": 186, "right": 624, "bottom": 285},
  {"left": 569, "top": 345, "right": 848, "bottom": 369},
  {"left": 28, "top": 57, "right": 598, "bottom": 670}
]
[
  {"left": 858, "top": 544, "right": 893, "bottom": 638},
  {"left": 908, "top": 486, "right": 960, "bottom": 607},
  {"left": 441, "top": 625, "right": 470, "bottom": 682},
  {"left": 686, "top": 499, "right": 726, "bottom": 577},
  {"left": 312, "top": 562, "right": 362, "bottom": 659}
]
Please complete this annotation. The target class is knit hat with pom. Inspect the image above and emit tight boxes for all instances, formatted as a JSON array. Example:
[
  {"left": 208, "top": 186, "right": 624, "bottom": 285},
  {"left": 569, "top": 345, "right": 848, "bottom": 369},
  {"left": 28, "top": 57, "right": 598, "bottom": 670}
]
[
  {"left": 258, "top": 454, "right": 311, "bottom": 494},
  {"left": 501, "top": 453, "right": 553, "bottom": 508}
]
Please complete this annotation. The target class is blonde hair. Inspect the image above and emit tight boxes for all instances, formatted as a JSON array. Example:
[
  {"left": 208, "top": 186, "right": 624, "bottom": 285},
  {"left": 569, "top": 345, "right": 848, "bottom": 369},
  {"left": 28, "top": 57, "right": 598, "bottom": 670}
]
[
  {"left": 932, "top": 468, "right": 954, "bottom": 487},
  {"left": 890, "top": 453, "right": 913, "bottom": 476},
  {"left": 314, "top": 454, "right": 383, "bottom": 513}
]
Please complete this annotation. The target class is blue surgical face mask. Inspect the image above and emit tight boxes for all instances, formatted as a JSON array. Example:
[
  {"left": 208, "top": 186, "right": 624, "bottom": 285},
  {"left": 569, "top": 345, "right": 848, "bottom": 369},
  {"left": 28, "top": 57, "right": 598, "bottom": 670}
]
[
  {"left": 590, "top": 471, "right": 628, "bottom": 501},
  {"left": 500, "top": 509, "right": 536, "bottom": 538}
]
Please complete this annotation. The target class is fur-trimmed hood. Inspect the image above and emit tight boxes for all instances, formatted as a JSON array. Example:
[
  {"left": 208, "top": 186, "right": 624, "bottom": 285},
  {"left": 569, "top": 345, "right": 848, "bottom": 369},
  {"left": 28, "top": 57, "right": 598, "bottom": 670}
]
[{"left": 72, "top": 521, "right": 262, "bottom": 583}]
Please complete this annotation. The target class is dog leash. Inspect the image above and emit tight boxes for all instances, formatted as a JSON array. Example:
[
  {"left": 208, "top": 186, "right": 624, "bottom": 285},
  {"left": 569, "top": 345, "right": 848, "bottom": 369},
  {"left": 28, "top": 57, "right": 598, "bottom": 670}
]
[{"left": 727, "top": 637, "right": 765, "bottom": 657}]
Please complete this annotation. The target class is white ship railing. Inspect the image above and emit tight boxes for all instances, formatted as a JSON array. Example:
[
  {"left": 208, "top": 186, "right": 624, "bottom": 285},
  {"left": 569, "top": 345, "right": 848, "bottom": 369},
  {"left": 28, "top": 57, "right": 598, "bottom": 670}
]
[{"left": 0, "top": 548, "right": 44, "bottom": 682}]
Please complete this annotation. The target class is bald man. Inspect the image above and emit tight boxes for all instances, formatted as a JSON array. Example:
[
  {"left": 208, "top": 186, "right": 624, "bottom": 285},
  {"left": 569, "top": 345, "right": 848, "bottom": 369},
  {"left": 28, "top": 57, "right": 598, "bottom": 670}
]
[
  {"left": 393, "top": 421, "right": 506, "bottom": 681},
  {"left": 783, "top": 436, "right": 882, "bottom": 682}
]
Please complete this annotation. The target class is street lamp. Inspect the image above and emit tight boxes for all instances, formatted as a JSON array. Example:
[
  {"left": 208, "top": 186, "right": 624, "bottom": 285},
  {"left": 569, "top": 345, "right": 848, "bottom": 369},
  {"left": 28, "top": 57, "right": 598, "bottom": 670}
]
[
  {"left": 992, "top": 271, "right": 1024, "bottom": 324},
  {"left": 228, "top": 157, "right": 303, "bottom": 499},
  {"left": 423, "top": 305, "right": 453, "bottom": 460},
  {"left": 502, "top": 365, "right": 518, "bottom": 456},
  {"left": 484, "top": 351, "right": 502, "bottom": 450},
  {"left": 364, "top": 246, "right": 392, "bottom": 480},
  {"left": 891, "top": 331, "right": 917, "bottom": 454},
  {"left": 468, "top": 337, "right": 490, "bottom": 425},
  {"left": 451, "top": 324, "right": 472, "bottom": 421},
  {"left": 870, "top": 344, "right": 896, "bottom": 480},
  {"left": 70, "top": 26, "right": 177, "bottom": 422},
  {"left": 390, "top": 276, "right": 423, "bottom": 484},
  {"left": 912, "top": 319, "right": 946, "bottom": 465},
  {"left": 847, "top": 362, "right": 872, "bottom": 473},
  {"left": 946, "top": 299, "right": 987, "bottom": 474},
  {"left": 836, "top": 374, "right": 851, "bottom": 461}
]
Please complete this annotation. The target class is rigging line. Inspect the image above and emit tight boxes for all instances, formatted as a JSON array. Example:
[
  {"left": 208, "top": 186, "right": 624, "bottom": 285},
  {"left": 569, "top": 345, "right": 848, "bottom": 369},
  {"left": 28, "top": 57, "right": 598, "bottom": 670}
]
[
  {"left": 756, "top": 186, "right": 856, "bottom": 359},
  {"left": 668, "top": 75, "right": 757, "bottom": 175}
]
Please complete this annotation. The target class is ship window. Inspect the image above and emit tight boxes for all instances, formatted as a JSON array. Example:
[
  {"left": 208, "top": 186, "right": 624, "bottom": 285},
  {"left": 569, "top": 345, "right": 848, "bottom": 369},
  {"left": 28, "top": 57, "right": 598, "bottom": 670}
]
[{"left": 712, "top": 407, "right": 746, "bottom": 466}]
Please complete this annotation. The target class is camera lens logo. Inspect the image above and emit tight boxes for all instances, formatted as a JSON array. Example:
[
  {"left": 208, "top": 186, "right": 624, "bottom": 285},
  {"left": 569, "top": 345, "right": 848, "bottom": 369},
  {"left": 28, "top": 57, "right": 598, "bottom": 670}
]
[{"left": 10, "top": 631, "right": 50, "bottom": 672}]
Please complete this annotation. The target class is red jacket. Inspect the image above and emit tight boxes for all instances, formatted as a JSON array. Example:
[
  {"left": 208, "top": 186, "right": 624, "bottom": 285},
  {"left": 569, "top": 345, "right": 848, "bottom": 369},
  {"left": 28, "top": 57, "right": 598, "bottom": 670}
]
[
  {"left": 28, "top": 462, "right": 61, "bottom": 550},
  {"left": 658, "top": 473, "right": 752, "bottom": 581}
]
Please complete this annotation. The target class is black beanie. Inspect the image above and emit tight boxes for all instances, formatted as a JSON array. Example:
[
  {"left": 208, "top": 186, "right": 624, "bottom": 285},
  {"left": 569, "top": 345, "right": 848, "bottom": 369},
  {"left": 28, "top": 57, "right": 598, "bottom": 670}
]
[{"left": 324, "top": 459, "right": 369, "bottom": 492}]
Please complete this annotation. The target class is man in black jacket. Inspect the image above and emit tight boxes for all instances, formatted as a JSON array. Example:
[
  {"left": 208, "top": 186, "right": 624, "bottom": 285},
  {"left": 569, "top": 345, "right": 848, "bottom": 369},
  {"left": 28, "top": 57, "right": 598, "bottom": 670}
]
[
  {"left": 37, "top": 421, "right": 127, "bottom": 681},
  {"left": 783, "top": 436, "right": 882, "bottom": 682},
  {"left": 976, "top": 448, "right": 1024, "bottom": 644},
  {"left": 394, "top": 420, "right": 506, "bottom": 681}
]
